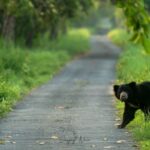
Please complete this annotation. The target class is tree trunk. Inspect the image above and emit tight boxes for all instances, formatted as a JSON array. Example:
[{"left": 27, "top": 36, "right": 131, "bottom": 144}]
[
  {"left": 49, "top": 18, "right": 60, "bottom": 40},
  {"left": 25, "top": 30, "right": 34, "bottom": 47},
  {"left": 0, "top": 10, "right": 4, "bottom": 35},
  {"left": 61, "top": 17, "right": 67, "bottom": 35},
  {"left": 50, "top": 24, "right": 59, "bottom": 40},
  {"left": 2, "top": 14, "right": 15, "bottom": 41}
]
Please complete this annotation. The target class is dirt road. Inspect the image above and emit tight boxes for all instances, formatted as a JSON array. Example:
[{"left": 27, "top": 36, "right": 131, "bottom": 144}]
[{"left": 0, "top": 36, "right": 136, "bottom": 150}]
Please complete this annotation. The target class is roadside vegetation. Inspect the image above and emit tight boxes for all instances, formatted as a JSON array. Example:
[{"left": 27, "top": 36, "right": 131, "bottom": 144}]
[
  {"left": 0, "top": 0, "right": 94, "bottom": 117},
  {"left": 108, "top": 29, "right": 150, "bottom": 150},
  {"left": 0, "top": 28, "right": 90, "bottom": 117}
]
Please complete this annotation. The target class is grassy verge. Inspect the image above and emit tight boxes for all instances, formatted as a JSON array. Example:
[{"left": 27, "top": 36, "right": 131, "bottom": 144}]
[
  {"left": 108, "top": 29, "right": 150, "bottom": 150},
  {"left": 33, "top": 28, "right": 91, "bottom": 56},
  {"left": 0, "top": 28, "right": 90, "bottom": 117}
]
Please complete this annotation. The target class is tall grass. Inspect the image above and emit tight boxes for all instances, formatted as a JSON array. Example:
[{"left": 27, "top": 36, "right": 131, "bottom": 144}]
[
  {"left": 0, "top": 28, "right": 91, "bottom": 117},
  {"left": 107, "top": 29, "right": 130, "bottom": 46},
  {"left": 108, "top": 29, "right": 150, "bottom": 150},
  {"left": 34, "top": 28, "right": 90, "bottom": 55}
]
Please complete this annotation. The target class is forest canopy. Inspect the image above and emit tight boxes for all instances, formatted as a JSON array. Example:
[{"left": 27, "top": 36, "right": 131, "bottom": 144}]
[
  {"left": 0, "top": 0, "right": 149, "bottom": 47},
  {"left": 0, "top": 0, "right": 95, "bottom": 46}
]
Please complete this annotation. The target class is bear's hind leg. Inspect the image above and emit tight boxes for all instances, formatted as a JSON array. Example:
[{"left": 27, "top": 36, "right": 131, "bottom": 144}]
[{"left": 142, "top": 108, "right": 150, "bottom": 121}]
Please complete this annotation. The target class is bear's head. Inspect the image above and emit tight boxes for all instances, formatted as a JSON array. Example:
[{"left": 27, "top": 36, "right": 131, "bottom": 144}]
[{"left": 113, "top": 82, "right": 136, "bottom": 102}]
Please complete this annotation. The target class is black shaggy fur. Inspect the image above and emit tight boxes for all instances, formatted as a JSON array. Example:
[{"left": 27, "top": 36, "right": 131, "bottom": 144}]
[{"left": 113, "top": 81, "right": 150, "bottom": 128}]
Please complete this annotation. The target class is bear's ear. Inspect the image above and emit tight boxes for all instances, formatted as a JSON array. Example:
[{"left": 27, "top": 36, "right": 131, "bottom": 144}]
[
  {"left": 128, "top": 81, "right": 136, "bottom": 89},
  {"left": 113, "top": 85, "right": 119, "bottom": 94}
]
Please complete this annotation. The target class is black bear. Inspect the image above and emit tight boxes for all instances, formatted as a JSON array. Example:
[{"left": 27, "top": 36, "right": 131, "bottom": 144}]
[{"left": 113, "top": 81, "right": 150, "bottom": 128}]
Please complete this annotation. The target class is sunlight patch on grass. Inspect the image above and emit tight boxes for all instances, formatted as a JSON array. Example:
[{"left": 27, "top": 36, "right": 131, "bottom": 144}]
[{"left": 107, "top": 28, "right": 131, "bottom": 46}]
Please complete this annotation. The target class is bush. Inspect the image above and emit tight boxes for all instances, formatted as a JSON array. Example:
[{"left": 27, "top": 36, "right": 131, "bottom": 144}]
[
  {"left": 0, "top": 80, "right": 20, "bottom": 116},
  {"left": 107, "top": 28, "right": 131, "bottom": 46},
  {"left": 24, "top": 51, "right": 70, "bottom": 87},
  {"left": 117, "top": 44, "right": 150, "bottom": 82}
]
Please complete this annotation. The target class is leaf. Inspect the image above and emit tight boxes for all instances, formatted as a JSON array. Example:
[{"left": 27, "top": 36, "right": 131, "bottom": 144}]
[
  {"left": 116, "top": 140, "right": 126, "bottom": 144},
  {"left": 50, "top": 135, "right": 59, "bottom": 140},
  {"left": 55, "top": 106, "right": 64, "bottom": 109},
  {"left": 104, "top": 146, "right": 114, "bottom": 149},
  {"left": 132, "top": 144, "right": 138, "bottom": 147},
  {"left": 5, "top": 135, "right": 12, "bottom": 138},
  {"left": 39, "top": 141, "right": 45, "bottom": 145},
  {"left": 36, "top": 140, "right": 46, "bottom": 145},
  {"left": 115, "top": 118, "right": 121, "bottom": 121},
  {"left": 142, "top": 38, "right": 150, "bottom": 53},
  {"left": 129, "top": 33, "right": 138, "bottom": 42},
  {"left": 91, "top": 144, "right": 96, "bottom": 148},
  {"left": 11, "top": 141, "right": 16, "bottom": 144},
  {"left": 0, "top": 139, "right": 5, "bottom": 144},
  {"left": 114, "top": 123, "right": 120, "bottom": 126}
]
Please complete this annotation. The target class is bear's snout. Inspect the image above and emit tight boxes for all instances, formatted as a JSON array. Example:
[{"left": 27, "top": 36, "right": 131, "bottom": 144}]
[{"left": 120, "top": 91, "right": 128, "bottom": 101}]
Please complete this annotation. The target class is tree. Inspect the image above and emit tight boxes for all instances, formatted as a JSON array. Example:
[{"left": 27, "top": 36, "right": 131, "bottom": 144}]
[
  {"left": 48, "top": 0, "right": 94, "bottom": 39},
  {"left": 0, "top": 0, "right": 95, "bottom": 46},
  {"left": 111, "top": 0, "right": 150, "bottom": 51},
  {"left": 145, "top": 0, "right": 150, "bottom": 12}
]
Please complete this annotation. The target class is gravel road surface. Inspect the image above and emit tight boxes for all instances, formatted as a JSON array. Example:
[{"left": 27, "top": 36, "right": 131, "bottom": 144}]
[{"left": 0, "top": 36, "right": 137, "bottom": 150}]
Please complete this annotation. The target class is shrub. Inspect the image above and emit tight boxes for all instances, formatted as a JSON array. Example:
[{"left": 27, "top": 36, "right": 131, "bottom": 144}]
[{"left": 107, "top": 28, "right": 131, "bottom": 46}]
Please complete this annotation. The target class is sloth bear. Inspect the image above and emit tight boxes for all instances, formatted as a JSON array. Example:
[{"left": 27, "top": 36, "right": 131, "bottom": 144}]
[{"left": 113, "top": 81, "right": 150, "bottom": 128}]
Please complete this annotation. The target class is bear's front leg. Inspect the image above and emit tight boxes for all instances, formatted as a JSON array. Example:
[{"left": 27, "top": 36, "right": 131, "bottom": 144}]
[{"left": 118, "top": 103, "right": 138, "bottom": 129}]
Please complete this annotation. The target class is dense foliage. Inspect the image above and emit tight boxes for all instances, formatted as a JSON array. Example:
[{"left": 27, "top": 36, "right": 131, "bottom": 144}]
[
  {"left": 145, "top": 0, "right": 150, "bottom": 11},
  {"left": 111, "top": 0, "right": 150, "bottom": 52},
  {"left": 0, "top": 0, "right": 149, "bottom": 48},
  {"left": 0, "top": 0, "right": 94, "bottom": 46}
]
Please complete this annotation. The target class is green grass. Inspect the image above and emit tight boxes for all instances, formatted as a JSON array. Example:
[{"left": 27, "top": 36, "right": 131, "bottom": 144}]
[
  {"left": 34, "top": 28, "right": 90, "bottom": 56},
  {"left": 107, "top": 28, "right": 131, "bottom": 46},
  {"left": 0, "top": 28, "right": 91, "bottom": 117},
  {"left": 108, "top": 28, "right": 150, "bottom": 150}
]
